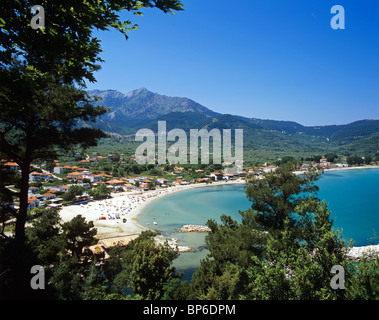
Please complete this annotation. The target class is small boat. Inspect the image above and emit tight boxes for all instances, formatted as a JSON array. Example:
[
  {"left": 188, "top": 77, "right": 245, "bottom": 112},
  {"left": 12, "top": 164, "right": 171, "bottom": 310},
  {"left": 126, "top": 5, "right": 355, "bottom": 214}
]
[{"left": 153, "top": 222, "right": 158, "bottom": 225}]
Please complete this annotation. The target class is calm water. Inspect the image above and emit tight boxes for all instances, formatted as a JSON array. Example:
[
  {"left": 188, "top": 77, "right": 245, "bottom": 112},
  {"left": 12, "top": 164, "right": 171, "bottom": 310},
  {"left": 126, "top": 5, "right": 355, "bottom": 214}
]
[{"left": 137, "top": 168, "right": 379, "bottom": 274}]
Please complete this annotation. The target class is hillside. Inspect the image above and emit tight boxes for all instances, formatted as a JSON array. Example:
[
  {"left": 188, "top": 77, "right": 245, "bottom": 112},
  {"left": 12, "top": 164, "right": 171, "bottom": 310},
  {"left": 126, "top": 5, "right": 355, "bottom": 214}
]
[
  {"left": 87, "top": 88, "right": 219, "bottom": 133},
  {"left": 85, "top": 88, "right": 379, "bottom": 155}
]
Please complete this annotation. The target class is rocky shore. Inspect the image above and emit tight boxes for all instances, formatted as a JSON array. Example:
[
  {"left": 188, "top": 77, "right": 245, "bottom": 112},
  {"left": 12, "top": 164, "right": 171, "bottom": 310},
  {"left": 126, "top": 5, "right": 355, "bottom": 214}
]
[
  {"left": 347, "top": 245, "right": 379, "bottom": 261},
  {"left": 178, "top": 225, "right": 212, "bottom": 233}
]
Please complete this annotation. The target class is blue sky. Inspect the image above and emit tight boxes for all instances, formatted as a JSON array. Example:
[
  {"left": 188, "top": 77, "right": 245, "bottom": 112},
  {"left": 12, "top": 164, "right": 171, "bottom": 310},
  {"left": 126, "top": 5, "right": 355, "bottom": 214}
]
[{"left": 86, "top": 0, "right": 379, "bottom": 126}]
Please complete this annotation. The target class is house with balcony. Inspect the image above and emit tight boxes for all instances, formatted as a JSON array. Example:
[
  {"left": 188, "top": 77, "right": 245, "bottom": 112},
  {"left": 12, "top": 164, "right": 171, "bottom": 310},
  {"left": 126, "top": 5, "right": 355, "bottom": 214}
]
[
  {"left": 29, "top": 171, "right": 53, "bottom": 182},
  {"left": 28, "top": 196, "right": 40, "bottom": 210}
]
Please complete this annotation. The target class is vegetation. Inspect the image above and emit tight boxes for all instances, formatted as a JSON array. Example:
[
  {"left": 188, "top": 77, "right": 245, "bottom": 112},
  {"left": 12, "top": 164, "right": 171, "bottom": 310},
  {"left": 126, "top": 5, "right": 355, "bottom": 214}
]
[
  {"left": 1, "top": 0, "right": 379, "bottom": 302},
  {"left": 0, "top": 0, "right": 184, "bottom": 298},
  {"left": 1, "top": 164, "right": 379, "bottom": 300},
  {"left": 83, "top": 88, "right": 379, "bottom": 157},
  {"left": 187, "top": 164, "right": 349, "bottom": 299},
  {"left": 1, "top": 209, "right": 180, "bottom": 299},
  {"left": 89, "top": 184, "right": 111, "bottom": 200}
]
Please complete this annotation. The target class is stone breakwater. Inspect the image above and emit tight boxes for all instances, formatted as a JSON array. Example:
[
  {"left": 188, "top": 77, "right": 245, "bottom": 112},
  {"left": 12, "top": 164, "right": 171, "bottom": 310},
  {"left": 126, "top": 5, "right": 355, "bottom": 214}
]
[
  {"left": 178, "top": 225, "right": 212, "bottom": 233},
  {"left": 347, "top": 245, "right": 379, "bottom": 260}
]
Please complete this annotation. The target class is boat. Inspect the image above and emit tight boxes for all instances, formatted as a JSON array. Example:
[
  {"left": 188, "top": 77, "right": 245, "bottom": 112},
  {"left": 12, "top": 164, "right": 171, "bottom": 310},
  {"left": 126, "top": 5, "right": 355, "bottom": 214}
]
[{"left": 153, "top": 222, "right": 158, "bottom": 225}]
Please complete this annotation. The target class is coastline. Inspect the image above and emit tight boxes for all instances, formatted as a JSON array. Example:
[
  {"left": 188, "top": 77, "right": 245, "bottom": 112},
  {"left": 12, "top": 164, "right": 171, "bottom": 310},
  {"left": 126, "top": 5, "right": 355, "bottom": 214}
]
[
  {"left": 293, "top": 164, "right": 379, "bottom": 175},
  {"left": 59, "top": 179, "right": 245, "bottom": 241},
  {"left": 58, "top": 165, "right": 379, "bottom": 256}
]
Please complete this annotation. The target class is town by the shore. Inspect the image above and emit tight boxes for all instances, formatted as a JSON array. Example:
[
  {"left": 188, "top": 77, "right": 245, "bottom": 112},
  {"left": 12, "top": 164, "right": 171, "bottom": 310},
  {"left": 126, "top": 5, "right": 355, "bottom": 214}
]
[
  {"left": 59, "top": 179, "right": 245, "bottom": 250},
  {"left": 58, "top": 165, "right": 379, "bottom": 257}
]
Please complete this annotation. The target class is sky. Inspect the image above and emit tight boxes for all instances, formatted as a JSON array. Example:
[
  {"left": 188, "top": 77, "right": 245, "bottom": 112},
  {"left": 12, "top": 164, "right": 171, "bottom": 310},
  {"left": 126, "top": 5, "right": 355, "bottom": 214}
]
[{"left": 86, "top": 0, "right": 379, "bottom": 126}]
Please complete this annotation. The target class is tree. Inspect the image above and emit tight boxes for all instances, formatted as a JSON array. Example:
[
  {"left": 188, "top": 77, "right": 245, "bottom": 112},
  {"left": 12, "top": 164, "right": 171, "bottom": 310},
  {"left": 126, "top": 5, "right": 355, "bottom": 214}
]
[
  {"left": 108, "top": 231, "right": 180, "bottom": 299},
  {"left": 89, "top": 183, "right": 111, "bottom": 200},
  {"left": 26, "top": 208, "right": 63, "bottom": 266},
  {"left": 274, "top": 156, "right": 297, "bottom": 167},
  {"left": 0, "top": 0, "right": 183, "bottom": 296},
  {"left": 346, "top": 254, "right": 379, "bottom": 300},
  {"left": 364, "top": 155, "right": 373, "bottom": 165},
  {"left": 347, "top": 155, "right": 363, "bottom": 166},
  {"left": 244, "top": 163, "right": 322, "bottom": 240},
  {"left": 61, "top": 215, "right": 97, "bottom": 258},
  {"left": 48, "top": 214, "right": 99, "bottom": 299},
  {"left": 0, "top": 0, "right": 183, "bottom": 86},
  {"left": 0, "top": 166, "right": 17, "bottom": 237},
  {"left": 1, "top": 209, "right": 101, "bottom": 299},
  {"left": 325, "top": 153, "right": 338, "bottom": 163},
  {"left": 189, "top": 163, "right": 348, "bottom": 300},
  {"left": 62, "top": 185, "right": 85, "bottom": 202},
  {"left": 0, "top": 66, "right": 108, "bottom": 296},
  {"left": 245, "top": 197, "right": 348, "bottom": 300}
]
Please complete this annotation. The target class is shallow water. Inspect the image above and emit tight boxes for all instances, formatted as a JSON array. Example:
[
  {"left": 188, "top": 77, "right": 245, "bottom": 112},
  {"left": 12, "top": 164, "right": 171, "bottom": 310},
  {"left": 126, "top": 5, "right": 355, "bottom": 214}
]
[{"left": 138, "top": 168, "right": 379, "bottom": 271}]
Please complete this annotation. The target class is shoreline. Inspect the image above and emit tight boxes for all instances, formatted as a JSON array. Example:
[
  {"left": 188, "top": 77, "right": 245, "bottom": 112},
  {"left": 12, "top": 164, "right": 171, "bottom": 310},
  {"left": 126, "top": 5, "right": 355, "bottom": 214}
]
[
  {"left": 59, "top": 179, "right": 245, "bottom": 241},
  {"left": 58, "top": 165, "right": 379, "bottom": 256},
  {"left": 293, "top": 164, "right": 379, "bottom": 175}
]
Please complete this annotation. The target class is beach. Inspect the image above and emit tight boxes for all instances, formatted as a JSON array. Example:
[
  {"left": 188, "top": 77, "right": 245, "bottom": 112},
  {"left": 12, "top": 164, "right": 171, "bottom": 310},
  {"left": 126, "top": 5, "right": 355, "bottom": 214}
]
[
  {"left": 59, "top": 179, "right": 245, "bottom": 240},
  {"left": 293, "top": 164, "right": 379, "bottom": 175},
  {"left": 59, "top": 165, "right": 379, "bottom": 239},
  {"left": 59, "top": 165, "right": 379, "bottom": 257}
]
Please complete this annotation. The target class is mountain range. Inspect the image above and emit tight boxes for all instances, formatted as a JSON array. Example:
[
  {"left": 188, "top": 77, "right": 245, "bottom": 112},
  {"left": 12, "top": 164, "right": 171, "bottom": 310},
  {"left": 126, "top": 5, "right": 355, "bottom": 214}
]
[{"left": 85, "top": 88, "right": 379, "bottom": 154}]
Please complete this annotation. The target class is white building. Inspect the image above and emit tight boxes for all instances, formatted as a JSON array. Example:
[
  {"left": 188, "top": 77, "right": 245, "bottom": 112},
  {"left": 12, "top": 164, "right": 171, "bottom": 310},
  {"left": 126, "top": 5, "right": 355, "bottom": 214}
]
[
  {"left": 53, "top": 167, "right": 64, "bottom": 174},
  {"left": 28, "top": 196, "right": 40, "bottom": 210},
  {"left": 29, "top": 172, "right": 53, "bottom": 182}
]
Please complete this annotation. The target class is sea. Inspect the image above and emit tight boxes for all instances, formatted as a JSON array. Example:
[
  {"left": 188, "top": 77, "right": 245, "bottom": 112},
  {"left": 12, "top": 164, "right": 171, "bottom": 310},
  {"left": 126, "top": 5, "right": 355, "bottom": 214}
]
[{"left": 137, "top": 167, "right": 379, "bottom": 279}]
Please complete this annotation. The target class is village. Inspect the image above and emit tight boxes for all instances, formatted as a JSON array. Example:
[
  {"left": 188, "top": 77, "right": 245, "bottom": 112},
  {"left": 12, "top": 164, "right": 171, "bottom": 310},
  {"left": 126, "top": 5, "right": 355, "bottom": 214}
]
[{"left": 1, "top": 152, "right": 378, "bottom": 215}]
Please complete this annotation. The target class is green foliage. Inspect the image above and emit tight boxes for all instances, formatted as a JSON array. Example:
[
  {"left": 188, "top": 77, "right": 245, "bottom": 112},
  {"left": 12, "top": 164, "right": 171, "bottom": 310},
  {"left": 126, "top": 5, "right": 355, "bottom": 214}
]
[
  {"left": 244, "top": 163, "right": 322, "bottom": 239},
  {"left": 0, "top": 1, "right": 183, "bottom": 85},
  {"left": 0, "top": 0, "right": 184, "bottom": 297},
  {"left": 26, "top": 208, "right": 63, "bottom": 266},
  {"left": 83, "top": 89, "right": 379, "bottom": 160},
  {"left": 347, "top": 155, "right": 364, "bottom": 166},
  {"left": 189, "top": 163, "right": 348, "bottom": 300},
  {"left": 346, "top": 255, "right": 379, "bottom": 300},
  {"left": 61, "top": 215, "right": 98, "bottom": 258},
  {"left": 62, "top": 185, "right": 85, "bottom": 201},
  {"left": 89, "top": 183, "right": 111, "bottom": 200},
  {"left": 111, "top": 231, "right": 179, "bottom": 300}
]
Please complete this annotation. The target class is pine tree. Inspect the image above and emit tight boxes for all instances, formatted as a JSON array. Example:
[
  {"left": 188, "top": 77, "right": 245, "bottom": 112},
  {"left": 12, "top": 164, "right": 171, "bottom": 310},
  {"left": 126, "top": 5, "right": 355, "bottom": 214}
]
[{"left": 0, "top": 0, "right": 183, "bottom": 297}]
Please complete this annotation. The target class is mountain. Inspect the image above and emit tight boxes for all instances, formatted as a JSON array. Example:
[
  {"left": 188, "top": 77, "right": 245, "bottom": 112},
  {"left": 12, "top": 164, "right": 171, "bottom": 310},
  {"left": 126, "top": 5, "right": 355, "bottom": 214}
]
[
  {"left": 87, "top": 88, "right": 219, "bottom": 133},
  {"left": 85, "top": 88, "right": 379, "bottom": 154},
  {"left": 245, "top": 118, "right": 379, "bottom": 142}
]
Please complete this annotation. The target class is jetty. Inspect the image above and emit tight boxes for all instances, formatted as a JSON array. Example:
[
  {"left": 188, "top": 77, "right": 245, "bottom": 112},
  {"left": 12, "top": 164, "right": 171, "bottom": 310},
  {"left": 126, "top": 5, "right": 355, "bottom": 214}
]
[{"left": 178, "top": 225, "right": 211, "bottom": 233}]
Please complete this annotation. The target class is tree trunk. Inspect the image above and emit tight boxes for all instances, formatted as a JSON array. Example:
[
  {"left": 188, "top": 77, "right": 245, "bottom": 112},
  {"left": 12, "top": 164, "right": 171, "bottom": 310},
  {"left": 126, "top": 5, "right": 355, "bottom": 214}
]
[{"left": 13, "top": 162, "right": 31, "bottom": 297}]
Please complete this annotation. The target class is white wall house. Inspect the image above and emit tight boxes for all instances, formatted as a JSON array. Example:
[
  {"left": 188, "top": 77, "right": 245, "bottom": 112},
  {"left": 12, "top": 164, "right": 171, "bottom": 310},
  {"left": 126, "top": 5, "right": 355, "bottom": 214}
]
[
  {"left": 29, "top": 172, "right": 53, "bottom": 182},
  {"left": 54, "top": 167, "right": 64, "bottom": 174},
  {"left": 27, "top": 196, "right": 40, "bottom": 210}
]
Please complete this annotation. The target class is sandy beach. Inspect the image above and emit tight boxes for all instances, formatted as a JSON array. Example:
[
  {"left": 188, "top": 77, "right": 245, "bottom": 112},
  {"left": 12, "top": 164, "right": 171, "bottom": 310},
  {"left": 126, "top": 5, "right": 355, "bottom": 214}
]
[
  {"left": 293, "top": 164, "right": 379, "bottom": 175},
  {"left": 59, "top": 179, "right": 245, "bottom": 240},
  {"left": 59, "top": 165, "right": 379, "bottom": 256},
  {"left": 59, "top": 165, "right": 379, "bottom": 239}
]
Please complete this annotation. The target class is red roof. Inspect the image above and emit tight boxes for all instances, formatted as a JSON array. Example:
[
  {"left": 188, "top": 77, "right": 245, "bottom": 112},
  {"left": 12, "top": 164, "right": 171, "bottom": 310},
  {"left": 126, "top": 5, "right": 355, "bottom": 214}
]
[
  {"left": 3, "top": 162, "right": 19, "bottom": 166},
  {"left": 28, "top": 196, "right": 38, "bottom": 203}
]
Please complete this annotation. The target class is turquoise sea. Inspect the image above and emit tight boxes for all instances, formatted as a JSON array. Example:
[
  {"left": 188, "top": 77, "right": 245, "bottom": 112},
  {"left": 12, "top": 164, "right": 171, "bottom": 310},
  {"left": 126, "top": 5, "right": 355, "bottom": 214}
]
[{"left": 137, "top": 168, "right": 379, "bottom": 275}]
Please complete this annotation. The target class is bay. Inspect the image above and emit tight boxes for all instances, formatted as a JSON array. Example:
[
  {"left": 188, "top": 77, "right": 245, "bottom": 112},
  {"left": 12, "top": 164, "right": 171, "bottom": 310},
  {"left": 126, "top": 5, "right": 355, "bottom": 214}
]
[{"left": 137, "top": 167, "right": 379, "bottom": 274}]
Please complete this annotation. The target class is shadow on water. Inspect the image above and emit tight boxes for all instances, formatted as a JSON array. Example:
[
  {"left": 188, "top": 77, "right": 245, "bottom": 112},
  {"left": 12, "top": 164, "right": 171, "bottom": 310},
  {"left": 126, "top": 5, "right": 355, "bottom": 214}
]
[
  {"left": 178, "top": 267, "right": 197, "bottom": 283},
  {"left": 321, "top": 173, "right": 344, "bottom": 178}
]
